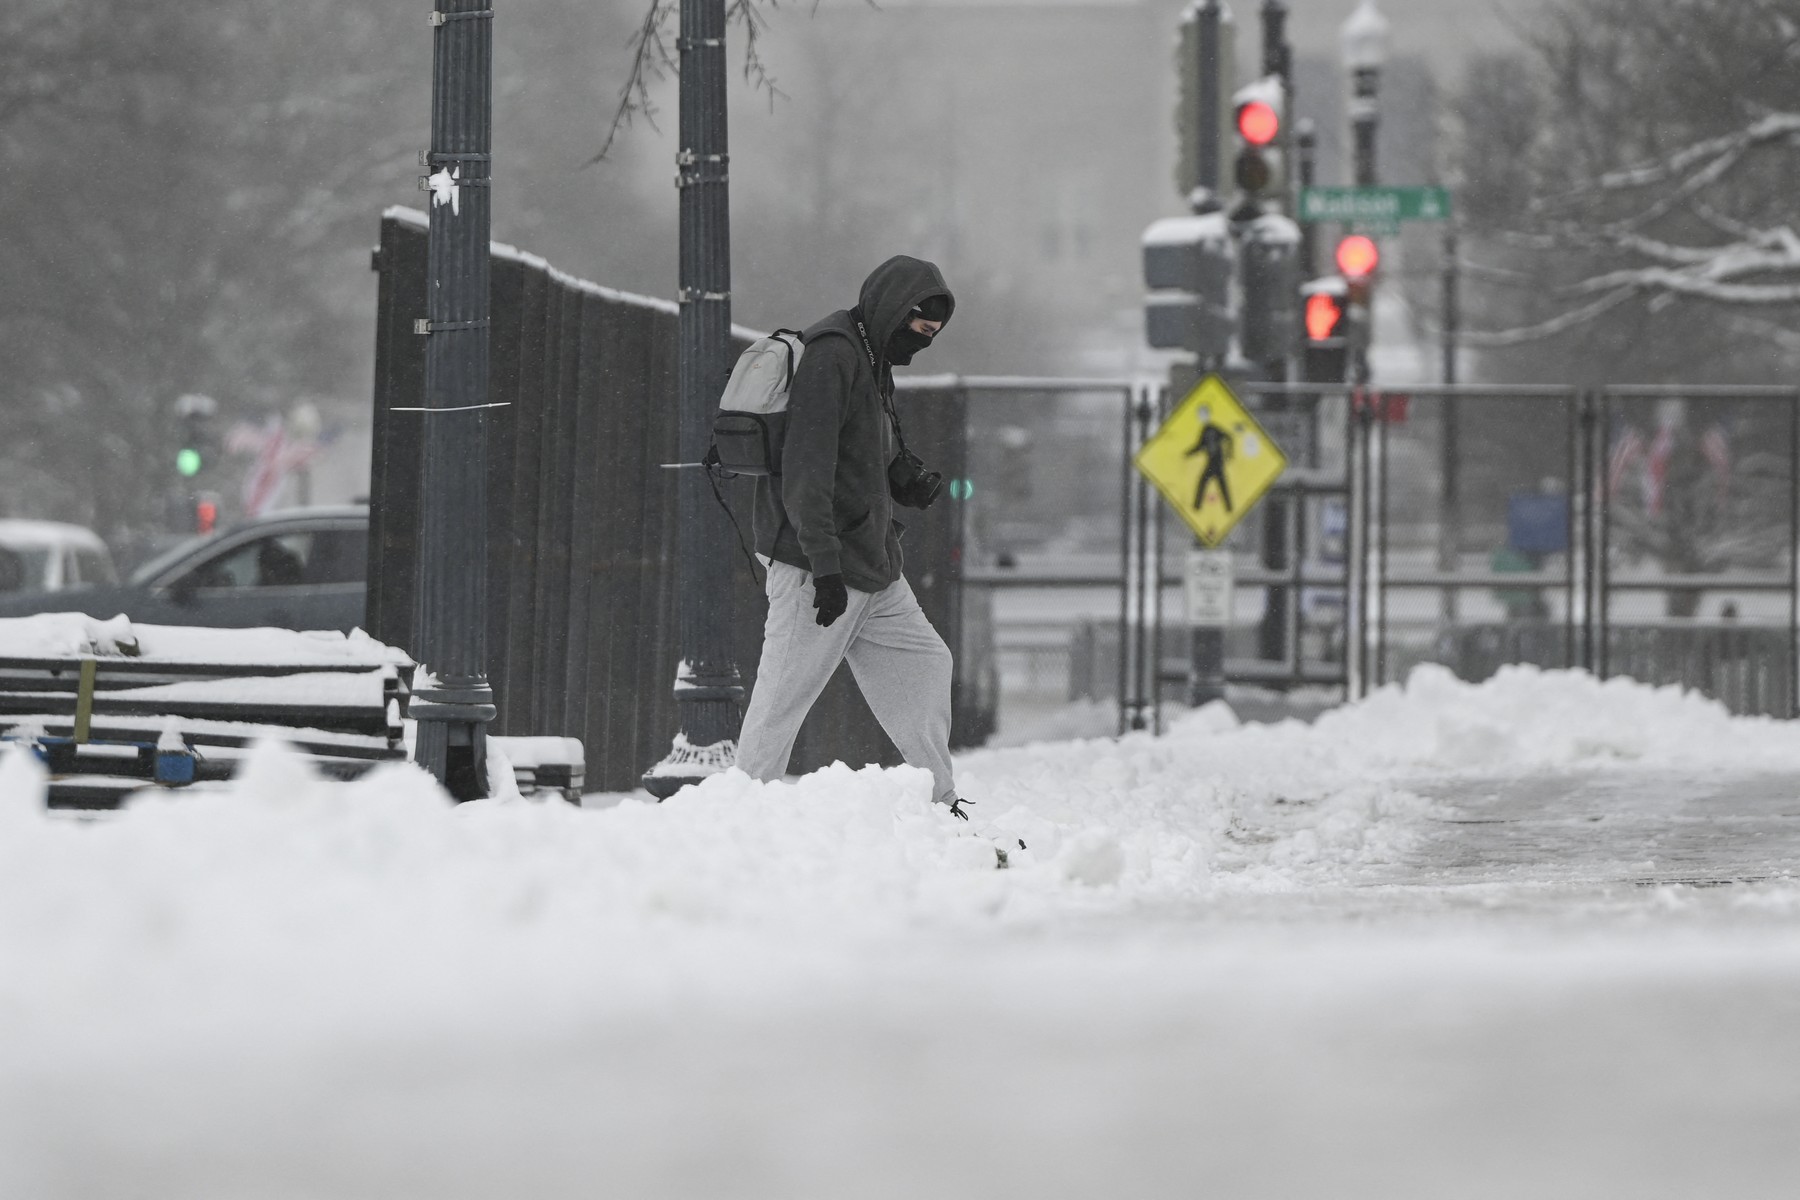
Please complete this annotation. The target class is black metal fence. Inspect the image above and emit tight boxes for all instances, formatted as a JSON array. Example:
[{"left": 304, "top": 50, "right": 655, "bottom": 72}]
[
  {"left": 369, "top": 208, "right": 983, "bottom": 791},
  {"left": 1353, "top": 383, "right": 1800, "bottom": 716},
  {"left": 1099, "top": 381, "right": 1800, "bottom": 725}
]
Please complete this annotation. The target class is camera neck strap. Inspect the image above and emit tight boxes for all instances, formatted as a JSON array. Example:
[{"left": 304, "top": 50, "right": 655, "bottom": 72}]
[{"left": 853, "top": 313, "right": 910, "bottom": 454}]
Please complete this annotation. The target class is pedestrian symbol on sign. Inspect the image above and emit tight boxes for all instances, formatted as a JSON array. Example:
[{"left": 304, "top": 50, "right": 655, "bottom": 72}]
[{"left": 1186, "top": 406, "right": 1236, "bottom": 511}]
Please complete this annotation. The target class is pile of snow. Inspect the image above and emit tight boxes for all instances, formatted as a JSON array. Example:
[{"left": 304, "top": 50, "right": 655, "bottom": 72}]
[
  {"left": 1314, "top": 663, "right": 1800, "bottom": 772},
  {"left": 3, "top": 667, "right": 1799, "bottom": 1019},
  {"left": 4, "top": 665, "right": 1796, "bottom": 955}
]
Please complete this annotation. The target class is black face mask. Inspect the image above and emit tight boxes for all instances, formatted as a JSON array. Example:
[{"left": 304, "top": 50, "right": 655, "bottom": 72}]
[{"left": 885, "top": 324, "right": 935, "bottom": 366}]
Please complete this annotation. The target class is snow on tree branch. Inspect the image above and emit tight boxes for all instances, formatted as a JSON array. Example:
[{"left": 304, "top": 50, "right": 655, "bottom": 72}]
[
  {"left": 1596, "top": 112, "right": 1800, "bottom": 190},
  {"left": 1572, "top": 236, "right": 1800, "bottom": 304}
]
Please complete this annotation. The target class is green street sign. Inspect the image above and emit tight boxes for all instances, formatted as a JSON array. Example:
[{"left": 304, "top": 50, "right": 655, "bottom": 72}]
[{"left": 1298, "top": 186, "right": 1452, "bottom": 234}]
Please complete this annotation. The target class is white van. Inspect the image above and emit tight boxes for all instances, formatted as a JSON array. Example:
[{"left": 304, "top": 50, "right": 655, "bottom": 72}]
[{"left": 0, "top": 520, "right": 119, "bottom": 595}]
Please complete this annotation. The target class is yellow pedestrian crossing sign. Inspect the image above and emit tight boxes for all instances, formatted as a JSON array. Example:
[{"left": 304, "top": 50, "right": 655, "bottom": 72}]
[{"left": 1133, "top": 374, "right": 1287, "bottom": 547}]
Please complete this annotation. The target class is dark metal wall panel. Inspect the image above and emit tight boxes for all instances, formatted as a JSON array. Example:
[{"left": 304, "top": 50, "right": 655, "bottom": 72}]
[
  {"left": 484, "top": 252, "right": 526, "bottom": 727},
  {"left": 640, "top": 323, "right": 685, "bottom": 781},
  {"left": 587, "top": 303, "right": 656, "bottom": 791},
  {"left": 498, "top": 262, "right": 551, "bottom": 735},
  {"left": 365, "top": 221, "right": 400, "bottom": 644},
  {"left": 560, "top": 293, "right": 605, "bottom": 743},
  {"left": 531, "top": 285, "right": 575, "bottom": 732},
  {"left": 366, "top": 217, "right": 430, "bottom": 653}
]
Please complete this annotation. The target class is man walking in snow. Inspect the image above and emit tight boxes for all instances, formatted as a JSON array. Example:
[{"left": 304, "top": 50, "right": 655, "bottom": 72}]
[{"left": 736, "top": 256, "right": 970, "bottom": 817}]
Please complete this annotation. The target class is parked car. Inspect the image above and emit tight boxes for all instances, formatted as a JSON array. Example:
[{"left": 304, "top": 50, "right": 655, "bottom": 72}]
[
  {"left": 0, "top": 520, "right": 119, "bottom": 596},
  {"left": 0, "top": 507, "right": 368, "bottom": 632}
]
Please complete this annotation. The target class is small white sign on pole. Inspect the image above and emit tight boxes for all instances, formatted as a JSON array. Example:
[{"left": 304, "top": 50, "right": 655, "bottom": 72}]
[{"left": 1185, "top": 548, "right": 1233, "bottom": 628}]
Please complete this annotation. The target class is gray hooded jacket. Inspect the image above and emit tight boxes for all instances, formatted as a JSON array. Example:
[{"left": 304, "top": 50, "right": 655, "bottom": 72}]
[{"left": 753, "top": 256, "right": 955, "bottom": 593}]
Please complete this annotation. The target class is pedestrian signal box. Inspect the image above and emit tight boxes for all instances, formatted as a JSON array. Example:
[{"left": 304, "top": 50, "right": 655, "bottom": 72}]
[
  {"left": 1301, "top": 275, "right": 1350, "bottom": 383},
  {"left": 1133, "top": 374, "right": 1288, "bottom": 547},
  {"left": 1306, "top": 291, "right": 1344, "bottom": 341}
]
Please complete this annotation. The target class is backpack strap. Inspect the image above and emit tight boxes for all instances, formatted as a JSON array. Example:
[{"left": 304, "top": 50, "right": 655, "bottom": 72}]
[{"left": 770, "top": 328, "right": 805, "bottom": 389}]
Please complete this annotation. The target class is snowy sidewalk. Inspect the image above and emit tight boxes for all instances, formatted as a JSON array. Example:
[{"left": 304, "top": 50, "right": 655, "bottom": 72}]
[
  {"left": 3, "top": 666, "right": 1799, "bottom": 1199},
  {"left": 1394, "top": 767, "right": 1800, "bottom": 889}
]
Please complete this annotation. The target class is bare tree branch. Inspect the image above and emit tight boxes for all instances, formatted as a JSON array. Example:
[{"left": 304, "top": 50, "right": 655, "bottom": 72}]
[
  {"left": 729, "top": 0, "right": 792, "bottom": 109},
  {"left": 588, "top": 0, "right": 681, "bottom": 167},
  {"left": 589, "top": 0, "right": 796, "bottom": 165},
  {"left": 1442, "top": 288, "right": 1636, "bottom": 348}
]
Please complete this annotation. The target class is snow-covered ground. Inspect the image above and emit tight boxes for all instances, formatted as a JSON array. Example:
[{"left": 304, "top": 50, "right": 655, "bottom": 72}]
[{"left": 4, "top": 665, "right": 1800, "bottom": 1198}]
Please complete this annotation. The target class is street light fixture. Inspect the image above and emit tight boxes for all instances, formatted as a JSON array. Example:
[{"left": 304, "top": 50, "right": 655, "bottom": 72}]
[
  {"left": 1340, "top": 0, "right": 1388, "bottom": 187},
  {"left": 1340, "top": 0, "right": 1390, "bottom": 72}
]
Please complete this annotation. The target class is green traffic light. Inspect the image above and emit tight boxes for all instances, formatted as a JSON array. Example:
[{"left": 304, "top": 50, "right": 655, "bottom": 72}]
[
  {"left": 949, "top": 478, "right": 974, "bottom": 501},
  {"left": 177, "top": 448, "right": 202, "bottom": 477}
]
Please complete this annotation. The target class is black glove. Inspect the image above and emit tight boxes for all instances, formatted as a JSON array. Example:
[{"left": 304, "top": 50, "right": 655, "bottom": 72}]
[{"left": 812, "top": 572, "right": 848, "bottom": 627}]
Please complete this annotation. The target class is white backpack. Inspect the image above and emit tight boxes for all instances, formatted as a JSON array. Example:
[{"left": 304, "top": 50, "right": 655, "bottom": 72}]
[{"left": 710, "top": 328, "right": 805, "bottom": 476}]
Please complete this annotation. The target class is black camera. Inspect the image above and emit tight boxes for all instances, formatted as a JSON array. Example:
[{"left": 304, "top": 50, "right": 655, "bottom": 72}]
[{"left": 887, "top": 447, "right": 944, "bottom": 509}]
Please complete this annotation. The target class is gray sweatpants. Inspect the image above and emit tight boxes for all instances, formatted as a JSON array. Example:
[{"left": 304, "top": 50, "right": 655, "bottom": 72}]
[{"left": 737, "top": 559, "right": 957, "bottom": 803}]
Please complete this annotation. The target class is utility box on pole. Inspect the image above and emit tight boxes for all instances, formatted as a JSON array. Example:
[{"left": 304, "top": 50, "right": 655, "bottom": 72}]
[{"left": 1143, "top": 213, "right": 1234, "bottom": 358}]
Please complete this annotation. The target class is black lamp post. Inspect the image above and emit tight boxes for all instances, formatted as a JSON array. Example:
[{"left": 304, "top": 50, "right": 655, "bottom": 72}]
[
  {"left": 412, "top": 0, "right": 498, "bottom": 800},
  {"left": 643, "top": 0, "right": 744, "bottom": 798},
  {"left": 1341, "top": 0, "right": 1388, "bottom": 388}
]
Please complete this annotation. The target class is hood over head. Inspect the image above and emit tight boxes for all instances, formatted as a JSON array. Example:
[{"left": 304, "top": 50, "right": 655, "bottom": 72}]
[{"left": 856, "top": 256, "right": 955, "bottom": 353}]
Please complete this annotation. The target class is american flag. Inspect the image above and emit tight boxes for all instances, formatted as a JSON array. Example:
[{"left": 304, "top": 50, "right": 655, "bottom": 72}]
[
  {"left": 232, "top": 417, "right": 321, "bottom": 518},
  {"left": 1644, "top": 423, "right": 1677, "bottom": 516},
  {"left": 1700, "top": 424, "right": 1732, "bottom": 504},
  {"left": 240, "top": 418, "right": 288, "bottom": 517},
  {"left": 1607, "top": 426, "right": 1645, "bottom": 501}
]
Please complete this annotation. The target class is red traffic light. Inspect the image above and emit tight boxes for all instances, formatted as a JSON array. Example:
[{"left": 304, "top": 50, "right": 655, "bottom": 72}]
[
  {"left": 1236, "top": 100, "right": 1280, "bottom": 148},
  {"left": 1335, "top": 234, "right": 1380, "bottom": 280},
  {"left": 1305, "top": 292, "right": 1345, "bottom": 342},
  {"left": 195, "top": 498, "right": 218, "bottom": 534}
]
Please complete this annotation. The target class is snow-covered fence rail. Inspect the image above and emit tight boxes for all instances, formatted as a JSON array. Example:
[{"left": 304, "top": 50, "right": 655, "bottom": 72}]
[{"left": 367, "top": 209, "right": 984, "bottom": 792}]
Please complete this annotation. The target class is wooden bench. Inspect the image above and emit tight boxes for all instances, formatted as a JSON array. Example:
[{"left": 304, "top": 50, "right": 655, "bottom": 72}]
[
  {"left": 0, "top": 617, "right": 589, "bottom": 809},
  {"left": 0, "top": 616, "right": 412, "bottom": 809}
]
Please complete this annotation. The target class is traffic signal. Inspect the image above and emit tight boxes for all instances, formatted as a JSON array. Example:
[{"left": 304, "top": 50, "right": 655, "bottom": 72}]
[
  {"left": 173, "top": 393, "right": 218, "bottom": 481},
  {"left": 195, "top": 494, "right": 220, "bottom": 534},
  {"left": 1174, "top": 0, "right": 1237, "bottom": 206},
  {"left": 1232, "top": 77, "right": 1284, "bottom": 203},
  {"left": 1332, "top": 236, "right": 1378, "bottom": 380},
  {"left": 1334, "top": 234, "right": 1380, "bottom": 283},
  {"left": 1142, "top": 213, "right": 1234, "bottom": 359},
  {"left": 1300, "top": 275, "right": 1350, "bottom": 383},
  {"left": 1239, "top": 213, "right": 1301, "bottom": 367}
]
